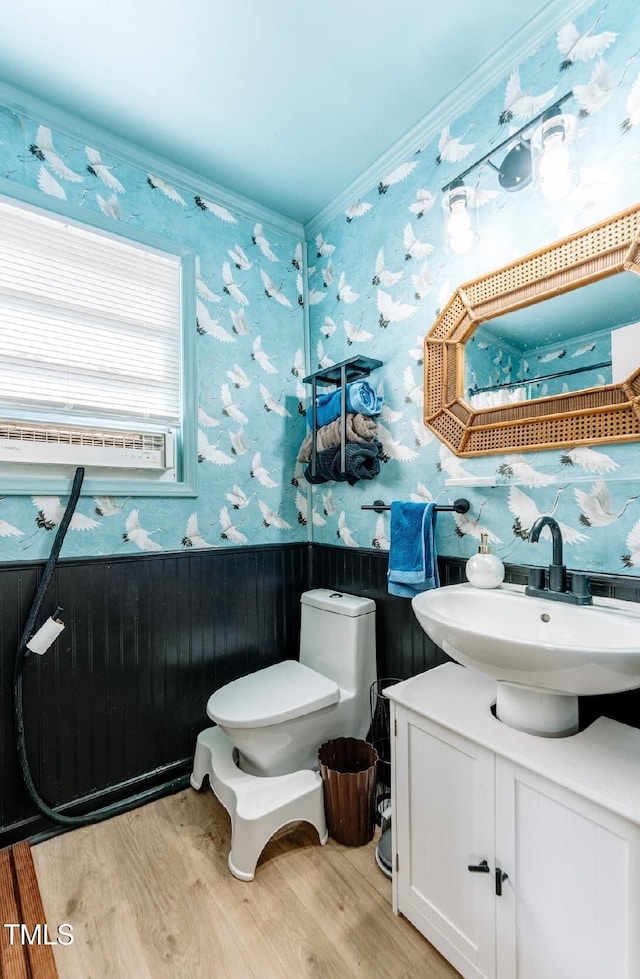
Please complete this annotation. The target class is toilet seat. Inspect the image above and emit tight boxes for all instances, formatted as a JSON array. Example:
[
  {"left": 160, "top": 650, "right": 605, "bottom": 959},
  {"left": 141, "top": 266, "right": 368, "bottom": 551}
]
[{"left": 206, "top": 660, "right": 340, "bottom": 729}]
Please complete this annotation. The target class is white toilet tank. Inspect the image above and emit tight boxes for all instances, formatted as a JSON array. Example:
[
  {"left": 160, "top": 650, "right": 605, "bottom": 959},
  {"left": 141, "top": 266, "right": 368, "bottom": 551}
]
[{"left": 299, "top": 589, "right": 376, "bottom": 695}]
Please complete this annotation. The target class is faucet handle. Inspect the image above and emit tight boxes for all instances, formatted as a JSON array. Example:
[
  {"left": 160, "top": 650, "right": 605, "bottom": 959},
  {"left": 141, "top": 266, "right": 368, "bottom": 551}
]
[
  {"left": 571, "top": 573, "right": 592, "bottom": 601},
  {"left": 527, "top": 566, "right": 544, "bottom": 590}
]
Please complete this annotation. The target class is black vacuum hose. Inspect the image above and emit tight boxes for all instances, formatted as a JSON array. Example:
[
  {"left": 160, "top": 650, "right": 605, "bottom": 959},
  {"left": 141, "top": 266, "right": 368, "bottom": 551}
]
[{"left": 14, "top": 466, "right": 184, "bottom": 827}]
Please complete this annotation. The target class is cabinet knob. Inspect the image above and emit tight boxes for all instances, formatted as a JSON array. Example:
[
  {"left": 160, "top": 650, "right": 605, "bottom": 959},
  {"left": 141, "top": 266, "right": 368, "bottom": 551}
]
[{"left": 467, "top": 859, "right": 490, "bottom": 873}]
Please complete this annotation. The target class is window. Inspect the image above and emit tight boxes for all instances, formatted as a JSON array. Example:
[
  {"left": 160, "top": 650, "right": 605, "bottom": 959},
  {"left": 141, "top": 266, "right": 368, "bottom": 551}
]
[{"left": 0, "top": 188, "right": 196, "bottom": 496}]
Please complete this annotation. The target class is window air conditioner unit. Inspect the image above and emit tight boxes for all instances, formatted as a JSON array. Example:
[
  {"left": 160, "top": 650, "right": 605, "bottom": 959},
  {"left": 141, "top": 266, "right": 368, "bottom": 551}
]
[{"left": 0, "top": 423, "right": 174, "bottom": 470}]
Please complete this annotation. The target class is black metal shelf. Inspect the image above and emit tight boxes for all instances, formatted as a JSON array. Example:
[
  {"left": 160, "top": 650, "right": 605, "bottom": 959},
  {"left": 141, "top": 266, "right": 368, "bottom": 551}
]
[
  {"left": 302, "top": 356, "right": 383, "bottom": 386},
  {"left": 303, "top": 356, "right": 383, "bottom": 478}
]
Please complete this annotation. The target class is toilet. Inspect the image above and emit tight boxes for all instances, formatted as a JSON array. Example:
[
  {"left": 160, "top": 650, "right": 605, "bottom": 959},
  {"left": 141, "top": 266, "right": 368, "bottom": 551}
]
[{"left": 191, "top": 588, "right": 377, "bottom": 879}]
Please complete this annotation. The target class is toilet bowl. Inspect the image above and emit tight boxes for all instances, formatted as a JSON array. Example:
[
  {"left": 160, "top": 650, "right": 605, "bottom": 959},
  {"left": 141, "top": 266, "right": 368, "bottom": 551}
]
[
  {"left": 206, "top": 589, "right": 377, "bottom": 776},
  {"left": 191, "top": 589, "right": 377, "bottom": 878}
]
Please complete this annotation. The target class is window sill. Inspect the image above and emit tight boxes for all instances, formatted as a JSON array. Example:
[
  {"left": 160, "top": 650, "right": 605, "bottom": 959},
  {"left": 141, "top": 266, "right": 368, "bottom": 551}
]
[{"left": 0, "top": 470, "right": 197, "bottom": 498}]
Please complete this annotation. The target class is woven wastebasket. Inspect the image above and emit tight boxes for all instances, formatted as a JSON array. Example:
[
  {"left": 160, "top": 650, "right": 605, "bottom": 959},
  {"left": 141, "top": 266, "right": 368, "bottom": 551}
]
[{"left": 318, "top": 737, "right": 378, "bottom": 846}]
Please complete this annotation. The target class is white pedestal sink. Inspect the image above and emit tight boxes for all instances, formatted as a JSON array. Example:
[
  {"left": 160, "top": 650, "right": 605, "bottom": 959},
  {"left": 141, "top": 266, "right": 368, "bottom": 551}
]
[{"left": 412, "top": 582, "right": 640, "bottom": 737}]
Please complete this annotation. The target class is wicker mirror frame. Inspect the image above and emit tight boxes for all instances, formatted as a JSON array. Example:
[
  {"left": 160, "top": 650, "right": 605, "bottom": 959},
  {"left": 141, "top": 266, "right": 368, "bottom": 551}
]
[{"left": 424, "top": 202, "right": 640, "bottom": 456}]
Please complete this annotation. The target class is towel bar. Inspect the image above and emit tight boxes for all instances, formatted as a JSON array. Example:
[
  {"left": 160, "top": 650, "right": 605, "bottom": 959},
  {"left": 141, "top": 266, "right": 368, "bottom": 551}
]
[{"left": 361, "top": 499, "right": 470, "bottom": 515}]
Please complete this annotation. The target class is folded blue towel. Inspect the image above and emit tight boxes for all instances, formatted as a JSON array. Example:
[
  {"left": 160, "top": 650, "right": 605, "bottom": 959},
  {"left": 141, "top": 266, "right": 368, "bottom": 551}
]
[
  {"left": 313, "top": 381, "right": 383, "bottom": 428},
  {"left": 387, "top": 502, "right": 439, "bottom": 598}
]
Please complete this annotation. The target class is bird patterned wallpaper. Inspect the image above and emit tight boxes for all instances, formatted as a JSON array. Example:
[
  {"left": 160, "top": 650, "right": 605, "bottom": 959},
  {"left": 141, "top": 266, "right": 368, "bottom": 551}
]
[
  {"left": 3, "top": 0, "right": 640, "bottom": 579},
  {"left": 0, "top": 107, "right": 307, "bottom": 561},
  {"left": 306, "top": 0, "right": 640, "bottom": 576}
]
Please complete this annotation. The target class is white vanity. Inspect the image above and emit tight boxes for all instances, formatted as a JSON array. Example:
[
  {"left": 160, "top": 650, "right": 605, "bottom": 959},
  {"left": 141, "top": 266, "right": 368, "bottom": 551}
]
[{"left": 386, "top": 664, "right": 640, "bottom": 979}]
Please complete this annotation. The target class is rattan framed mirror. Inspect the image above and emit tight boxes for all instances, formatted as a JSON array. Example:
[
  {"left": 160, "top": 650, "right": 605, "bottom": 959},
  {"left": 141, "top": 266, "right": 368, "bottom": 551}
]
[{"left": 424, "top": 202, "right": 640, "bottom": 456}]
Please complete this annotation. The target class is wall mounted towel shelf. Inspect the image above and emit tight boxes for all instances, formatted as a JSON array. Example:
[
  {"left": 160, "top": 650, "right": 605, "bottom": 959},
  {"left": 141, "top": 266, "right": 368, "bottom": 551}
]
[
  {"left": 303, "top": 356, "right": 383, "bottom": 478},
  {"left": 361, "top": 499, "right": 470, "bottom": 514},
  {"left": 302, "top": 356, "right": 383, "bottom": 387}
]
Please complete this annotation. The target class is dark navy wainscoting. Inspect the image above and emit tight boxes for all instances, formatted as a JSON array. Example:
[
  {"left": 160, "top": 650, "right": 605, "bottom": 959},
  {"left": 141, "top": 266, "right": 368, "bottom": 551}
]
[
  {"left": 2, "top": 542, "right": 640, "bottom": 846},
  {"left": 0, "top": 544, "right": 306, "bottom": 847},
  {"left": 310, "top": 542, "right": 459, "bottom": 680}
]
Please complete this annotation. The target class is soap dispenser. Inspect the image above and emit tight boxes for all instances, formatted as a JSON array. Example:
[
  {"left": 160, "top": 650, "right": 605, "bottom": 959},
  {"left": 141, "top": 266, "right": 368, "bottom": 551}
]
[{"left": 465, "top": 533, "right": 505, "bottom": 589}]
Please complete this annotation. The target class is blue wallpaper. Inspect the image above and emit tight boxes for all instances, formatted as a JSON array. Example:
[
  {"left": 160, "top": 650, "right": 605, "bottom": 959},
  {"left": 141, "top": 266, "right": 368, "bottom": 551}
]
[
  {"left": 3, "top": 0, "right": 640, "bottom": 578},
  {"left": 306, "top": 0, "right": 640, "bottom": 576},
  {"left": 0, "top": 109, "right": 307, "bottom": 560}
]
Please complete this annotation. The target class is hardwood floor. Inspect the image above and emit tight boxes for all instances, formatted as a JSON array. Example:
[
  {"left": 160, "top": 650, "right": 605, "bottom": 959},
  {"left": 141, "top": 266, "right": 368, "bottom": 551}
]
[
  {"left": 31, "top": 788, "right": 459, "bottom": 979},
  {"left": 0, "top": 841, "right": 58, "bottom": 979}
]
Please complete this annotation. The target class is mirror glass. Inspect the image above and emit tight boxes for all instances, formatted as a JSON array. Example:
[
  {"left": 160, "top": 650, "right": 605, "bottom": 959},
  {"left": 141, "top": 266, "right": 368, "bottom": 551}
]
[
  {"left": 463, "top": 271, "right": 640, "bottom": 408},
  {"left": 423, "top": 202, "right": 640, "bottom": 457}
]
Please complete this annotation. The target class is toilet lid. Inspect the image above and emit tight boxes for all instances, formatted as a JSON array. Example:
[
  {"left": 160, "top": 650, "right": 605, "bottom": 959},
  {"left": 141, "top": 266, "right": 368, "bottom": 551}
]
[{"left": 206, "top": 660, "right": 340, "bottom": 729}]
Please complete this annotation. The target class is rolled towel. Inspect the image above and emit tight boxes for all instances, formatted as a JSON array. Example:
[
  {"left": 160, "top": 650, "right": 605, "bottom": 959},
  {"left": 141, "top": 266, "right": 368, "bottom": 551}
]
[
  {"left": 313, "top": 380, "right": 383, "bottom": 428},
  {"left": 303, "top": 440, "right": 383, "bottom": 485},
  {"left": 297, "top": 413, "right": 378, "bottom": 463}
]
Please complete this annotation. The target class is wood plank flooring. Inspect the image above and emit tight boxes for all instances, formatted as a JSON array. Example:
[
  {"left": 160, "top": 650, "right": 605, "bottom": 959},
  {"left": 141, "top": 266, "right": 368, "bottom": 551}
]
[
  {"left": 31, "top": 788, "right": 459, "bottom": 979},
  {"left": 0, "top": 841, "right": 58, "bottom": 979}
]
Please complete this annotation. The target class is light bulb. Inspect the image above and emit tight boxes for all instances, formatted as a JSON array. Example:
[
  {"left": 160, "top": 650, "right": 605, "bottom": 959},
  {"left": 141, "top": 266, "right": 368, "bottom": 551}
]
[
  {"left": 535, "top": 121, "right": 576, "bottom": 201},
  {"left": 449, "top": 229, "right": 476, "bottom": 255},
  {"left": 539, "top": 132, "right": 570, "bottom": 181},
  {"left": 446, "top": 196, "right": 477, "bottom": 253},
  {"left": 447, "top": 199, "right": 472, "bottom": 237},
  {"left": 443, "top": 182, "right": 478, "bottom": 255}
]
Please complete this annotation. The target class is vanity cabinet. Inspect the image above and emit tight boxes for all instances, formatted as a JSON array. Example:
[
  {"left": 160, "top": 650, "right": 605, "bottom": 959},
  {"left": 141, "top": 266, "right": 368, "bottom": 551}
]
[{"left": 388, "top": 664, "right": 640, "bottom": 979}]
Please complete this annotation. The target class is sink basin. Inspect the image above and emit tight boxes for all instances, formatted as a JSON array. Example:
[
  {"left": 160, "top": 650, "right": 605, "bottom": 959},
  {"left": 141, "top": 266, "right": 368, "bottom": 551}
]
[{"left": 412, "top": 583, "right": 640, "bottom": 736}]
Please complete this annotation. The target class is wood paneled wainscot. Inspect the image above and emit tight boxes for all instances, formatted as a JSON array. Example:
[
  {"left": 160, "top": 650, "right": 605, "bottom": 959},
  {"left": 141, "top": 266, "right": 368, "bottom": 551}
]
[{"left": 385, "top": 664, "right": 640, "bottom": 979}]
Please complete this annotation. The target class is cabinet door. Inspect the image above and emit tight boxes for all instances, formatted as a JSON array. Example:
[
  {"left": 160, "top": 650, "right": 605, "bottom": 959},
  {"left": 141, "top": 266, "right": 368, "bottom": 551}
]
[
  {"left": 394, "top": 707, "right": 496, "bottom": 979},
  {"left": 495, "top": 758, "right": 640, "bottom": 979}
]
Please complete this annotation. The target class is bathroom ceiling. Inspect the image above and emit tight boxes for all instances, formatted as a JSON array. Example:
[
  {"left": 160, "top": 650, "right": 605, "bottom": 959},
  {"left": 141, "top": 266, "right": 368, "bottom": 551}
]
[{"left": 0, "top": 0, "right": 586, "bottom": 224}]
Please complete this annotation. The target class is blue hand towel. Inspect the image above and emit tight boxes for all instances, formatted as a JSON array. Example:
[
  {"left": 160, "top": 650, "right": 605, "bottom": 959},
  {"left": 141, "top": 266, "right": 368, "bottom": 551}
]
[
  {"left": 313, "top": 381, "right": 383, "bottom": 428},
  {"left": 387, "top": 502, "right": 439, "bottom": 598}
]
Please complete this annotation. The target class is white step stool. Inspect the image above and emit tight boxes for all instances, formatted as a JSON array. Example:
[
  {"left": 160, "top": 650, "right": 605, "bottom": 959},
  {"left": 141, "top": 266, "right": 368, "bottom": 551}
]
[{"left": 191, "top": 726, "right": 328, "bottom": 881}]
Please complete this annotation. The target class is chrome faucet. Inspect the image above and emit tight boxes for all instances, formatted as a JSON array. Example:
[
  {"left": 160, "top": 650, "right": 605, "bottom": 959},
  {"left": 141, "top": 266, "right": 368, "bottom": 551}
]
[{"left": 526, "top": 515, "right": 592, "bottom": 605}]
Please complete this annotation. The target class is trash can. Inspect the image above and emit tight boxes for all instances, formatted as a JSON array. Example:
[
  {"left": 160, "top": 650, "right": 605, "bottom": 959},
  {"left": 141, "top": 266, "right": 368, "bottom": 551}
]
[
  {"left": 368, "top": 678, "right": 400, "bottom": 878},
  {"left": 368, "top": 678, "right": 401, "bottom": 823},
  {"left": 318, "top": 737, "right": 378, "bottom": 846}
]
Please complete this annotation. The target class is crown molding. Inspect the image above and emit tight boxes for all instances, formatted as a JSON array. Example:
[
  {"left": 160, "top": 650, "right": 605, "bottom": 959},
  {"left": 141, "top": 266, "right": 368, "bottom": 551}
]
[
  {"left": 0, "top": 79, "right": 304, "bottom": 240},
  {"left": 304, "top": 0, "right": 595, "bottom": 238}
]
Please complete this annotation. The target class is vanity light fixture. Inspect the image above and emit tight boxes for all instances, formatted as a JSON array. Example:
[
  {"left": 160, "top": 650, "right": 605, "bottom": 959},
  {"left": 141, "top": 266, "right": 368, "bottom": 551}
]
[
  {"left": 496, "top": 139, "right": 532, "bottom": 191},
  {"left": 442, "top": 179, "right": 479, "bottom": 255},
  {"left": 441, "top": 91, "right": 576, "bottom": 229}
]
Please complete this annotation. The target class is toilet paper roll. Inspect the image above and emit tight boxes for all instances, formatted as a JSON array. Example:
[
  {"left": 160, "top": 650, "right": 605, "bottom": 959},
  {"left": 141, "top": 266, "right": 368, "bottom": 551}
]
[{"left": 26, "top": 616, "right": 65, "bottom": 655}]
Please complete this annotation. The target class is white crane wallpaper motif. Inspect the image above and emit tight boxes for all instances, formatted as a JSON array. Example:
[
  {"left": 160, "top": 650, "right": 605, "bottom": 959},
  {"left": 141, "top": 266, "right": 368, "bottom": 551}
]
[
  {"left": 305, "top": 0, "right": 640, "bottom": 576},
  {"left": 2, "top": 0, "right": 640, "bottom": 577},
  {"left": 0, "top": 118, "right": 307, "bottom": 559}
]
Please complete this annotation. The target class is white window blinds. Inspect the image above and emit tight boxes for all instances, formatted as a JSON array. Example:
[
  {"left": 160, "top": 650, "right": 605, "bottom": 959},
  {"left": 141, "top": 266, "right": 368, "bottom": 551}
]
[{"left": 0, "top": 196, "right": 182, "bottom": 431}]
